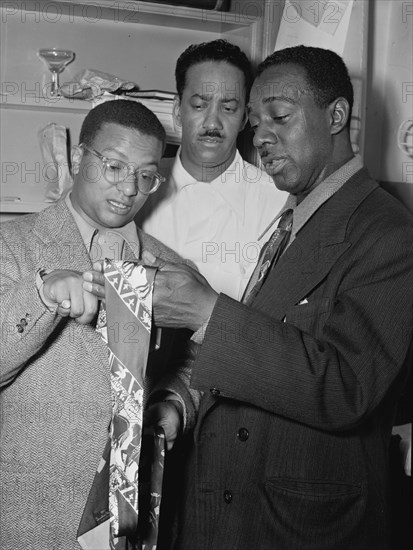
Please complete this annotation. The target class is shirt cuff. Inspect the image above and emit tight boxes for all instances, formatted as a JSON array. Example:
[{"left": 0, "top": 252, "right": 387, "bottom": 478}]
[
  {"left": 191, "top": 314, "right": 212, "bottom": 345},
  {"left": 151, "top": 391, "right": 188, "bottom": 432}
]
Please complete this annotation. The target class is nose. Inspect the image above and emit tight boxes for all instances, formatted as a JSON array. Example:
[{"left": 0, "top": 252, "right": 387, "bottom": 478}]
[
  {"left": 252, "top": 122, "right": 277, "bottom": 151},
  {"left": 116, "top": 169, "right": 138, "bottom": 196},
  {"left": 202, "top": 105, "right": 223, "bottom": 131}
]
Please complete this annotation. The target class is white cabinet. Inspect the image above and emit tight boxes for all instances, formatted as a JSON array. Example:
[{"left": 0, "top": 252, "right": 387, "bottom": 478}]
[
  {"left": 1, "top": 0, "right": 277, "bottom": 214},
  {"left": 0, "top": 0, "right": 369, "bottom": 215}
]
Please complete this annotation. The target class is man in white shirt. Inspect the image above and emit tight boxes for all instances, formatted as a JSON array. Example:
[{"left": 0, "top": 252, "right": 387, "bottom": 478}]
[{"left": 136, "top": 39, "right": 286, "bottom": 299}]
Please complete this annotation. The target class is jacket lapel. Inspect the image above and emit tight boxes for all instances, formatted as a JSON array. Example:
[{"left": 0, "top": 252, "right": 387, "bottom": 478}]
[
  {"left": 197, "top": 170, "right": 379, "bottom": 424},
  {"left": 32, "top": 200, "right": 92, "bottom": 272},
  {"left": 32, "top": 200, "right": 108, "bottom": 369},
  {"left": 252, "top": 169, "right": 378, "bottom": 318}
]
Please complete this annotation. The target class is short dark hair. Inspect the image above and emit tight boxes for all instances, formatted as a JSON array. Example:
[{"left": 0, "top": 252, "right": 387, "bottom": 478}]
[
  {"left": 175, "top": 39, "right": 253, "bottom": 99},
  {"left": 79, "top": 99, "right": 166, "bottom": 148},
  {"left": 257, "top": 46, "right": 354, "bottom": 127}
]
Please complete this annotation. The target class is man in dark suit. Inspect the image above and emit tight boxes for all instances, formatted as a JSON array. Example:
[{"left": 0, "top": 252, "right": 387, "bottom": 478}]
[
  {"left": 87, "top": 47, "right": 413, "bottom": 549},
  {"left": 0, "top": 100, "right": 197, "bottom": 550}
]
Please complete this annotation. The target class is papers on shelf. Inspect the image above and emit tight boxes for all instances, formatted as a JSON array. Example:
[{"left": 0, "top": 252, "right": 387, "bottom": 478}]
[
  {"left": 125, "top": 90, "right": 176, "bottom": 101},
  {"left": 274, "top": 0, "right": 354, "bottom": 56}
]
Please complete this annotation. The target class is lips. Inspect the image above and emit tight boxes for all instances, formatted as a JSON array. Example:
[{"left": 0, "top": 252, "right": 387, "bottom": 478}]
[
  {"left": 198, "top": 135, "right": 223, "bottom": 144},
  {"left": 107, "top": 199, "right": 132, "bottom": 213},
  {"left": 262, "top": 157, "right": 288, "bottom": 176}
]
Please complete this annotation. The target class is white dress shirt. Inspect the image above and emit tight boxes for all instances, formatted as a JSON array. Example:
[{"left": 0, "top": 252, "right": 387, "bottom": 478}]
[{"left": 138, "top": 150, "right": 286, "bottom": 299}]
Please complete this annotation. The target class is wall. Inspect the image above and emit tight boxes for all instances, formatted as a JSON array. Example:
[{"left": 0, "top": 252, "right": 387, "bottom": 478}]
[{"left": 365, "top": 0, "right": 413, "bottom": 212}]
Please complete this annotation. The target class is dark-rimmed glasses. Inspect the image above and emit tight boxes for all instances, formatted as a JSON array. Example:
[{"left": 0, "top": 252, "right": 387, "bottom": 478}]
[{"left": 80, "top": 144, "right": 165, "bottom": 195}]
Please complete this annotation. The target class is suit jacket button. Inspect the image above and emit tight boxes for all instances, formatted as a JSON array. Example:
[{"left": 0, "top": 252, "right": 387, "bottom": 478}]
[
  {"left": 210, "top": 387, "right": 220, "bottom": 397},
  {"left": 237, "top": 428, "right": 249, "bottom": 441},
  {"left": 224, "top": 490, "right": 232, "bottom": 504},
  {"left": 16, "top": 324, "right": 24, "bottom": 333}
]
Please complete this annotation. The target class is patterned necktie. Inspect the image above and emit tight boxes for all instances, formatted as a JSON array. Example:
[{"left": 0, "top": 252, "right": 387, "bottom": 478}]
[
  {"left": 242, "top": 209, "right": 293, "bottom": 305},
  {"left": 78, "top": 259, "right": 164, "bottom": 550}
]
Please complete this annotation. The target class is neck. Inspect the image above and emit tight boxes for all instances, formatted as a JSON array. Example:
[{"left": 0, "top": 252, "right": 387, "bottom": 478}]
[{"left": 180, "top": 150, "right": 237, "bottom": 183}]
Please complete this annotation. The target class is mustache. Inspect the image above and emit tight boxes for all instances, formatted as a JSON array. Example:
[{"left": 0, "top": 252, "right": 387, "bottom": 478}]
[
  {"left": 258, "top": 146, "right": 272, "bottom": 159},
  {"left": 200, "top": 129, "right": 223, "bottom": 138}
]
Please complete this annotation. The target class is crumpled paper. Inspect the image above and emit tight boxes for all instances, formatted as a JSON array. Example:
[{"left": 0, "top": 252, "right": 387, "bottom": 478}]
[
  {"left": 60, "top": 68, "right": 137, "bottom": 100},
  {"left": 38, "top": 122, "right": 73, "bottom": 202}
]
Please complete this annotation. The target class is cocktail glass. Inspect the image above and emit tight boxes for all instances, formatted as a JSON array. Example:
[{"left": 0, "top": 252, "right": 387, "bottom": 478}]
[{"left": 38, "top": 48, "right": 75, "bottom": 97}]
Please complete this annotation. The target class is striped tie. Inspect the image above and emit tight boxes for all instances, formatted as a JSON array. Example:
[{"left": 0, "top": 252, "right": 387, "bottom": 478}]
[{"left": 242, "top": 209, "right": 293, "bottom": 305}]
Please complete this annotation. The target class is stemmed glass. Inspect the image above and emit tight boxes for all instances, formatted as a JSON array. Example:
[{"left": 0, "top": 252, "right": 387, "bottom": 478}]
[{"left": 38, "top": 48, "right": 75, "bottom": 97}]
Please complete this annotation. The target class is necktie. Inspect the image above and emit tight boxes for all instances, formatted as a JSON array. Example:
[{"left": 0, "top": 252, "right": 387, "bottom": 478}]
[
  {"left": 90, "top": 230, "right": 125, "bottom": 262},
  {"left": 242, "top": 209, "right": 293, "bottom": 305},
  {"left": 78, "top": 259, "right": 164, "bottom": 550}
]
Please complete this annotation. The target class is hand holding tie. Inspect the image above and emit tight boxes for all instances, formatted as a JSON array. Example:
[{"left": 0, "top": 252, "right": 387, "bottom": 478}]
[
  {"left": 83, "top": 255, "right": 219, "bottom": 332},
  {"left": 142, "top": 251, "right": 218, "bottom": 332},
  {"left": 42, "top": 269, "right": 100, "bottom": 324}
]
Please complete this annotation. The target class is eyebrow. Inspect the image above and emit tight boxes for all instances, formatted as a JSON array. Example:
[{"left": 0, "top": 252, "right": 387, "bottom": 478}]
[
  {"left": 98, "top": 149, "right": 158, "bottom": 168},
  {"left": 264, "top": 95, "right": 296, "bottom": 104},
  {"left": 192, "top": 93, "right": 239, "bottom": 103},
  {"left": 247, "top": 95, "right": 296, "bottom": 112},
  {"left": 99, "top": 148, "right": 128, "bottom": 160}
]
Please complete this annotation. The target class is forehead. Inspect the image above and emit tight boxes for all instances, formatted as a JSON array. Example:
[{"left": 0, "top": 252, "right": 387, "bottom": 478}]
[
  {"left": 249, "top": 63, "right": 309, "bottom": 107},
  {"left": 184, "top": 60, "right": 246, "bottom": 99},
  {"left": 92, "top": 122, "right": 163, "bottom": 156}
]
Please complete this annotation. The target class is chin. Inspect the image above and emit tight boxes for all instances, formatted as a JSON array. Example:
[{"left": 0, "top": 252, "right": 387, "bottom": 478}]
[
  {"left": 269, "top": 174, "right": 287, "bottom": 189},
  {"left": 101, "top": 214, "right": 132, "bottom": 228}
]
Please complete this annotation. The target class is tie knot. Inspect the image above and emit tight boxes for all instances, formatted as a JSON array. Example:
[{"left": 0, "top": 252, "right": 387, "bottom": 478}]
[
  {"left": 277, "top": 208, "right": 293, "bottom": 231},
  {"left": 91, "top": 229, "right": 125, "bottom": 261}
]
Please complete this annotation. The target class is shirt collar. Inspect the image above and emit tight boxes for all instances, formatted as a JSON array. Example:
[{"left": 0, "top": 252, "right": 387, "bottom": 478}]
[
  {"left": 291, "top": 154, "right": 363, "bottom": 238},
  {"left": 170, "top": 148, "right": 198, "bottom": 191},
  {"left": 171, "top": 148, "right": 244, "bottom": 189},
  {"left": 65, "top": 193, "right": 140, "bottom": 257}
]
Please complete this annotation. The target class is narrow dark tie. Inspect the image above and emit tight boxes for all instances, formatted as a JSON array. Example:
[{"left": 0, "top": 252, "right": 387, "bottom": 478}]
[{"left": 242, "top": 209, "right": 293, "bottom": 305}]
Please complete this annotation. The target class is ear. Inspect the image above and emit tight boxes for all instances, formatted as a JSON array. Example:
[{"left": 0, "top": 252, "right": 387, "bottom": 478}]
[
  {"left": 239, "top": 109, "right": 248, "bottom": 132},
  {"left": 328, "top": 98, "right": 350, "bottom": 135},
  {"left": 71, "top": 145, "right": 84, "bottom": 176},
  {"left": 172, "top": 95, "right": 182, "bottom": 127}
]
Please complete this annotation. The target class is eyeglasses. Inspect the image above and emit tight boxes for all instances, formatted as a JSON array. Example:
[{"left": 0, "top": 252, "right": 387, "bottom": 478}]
[{"left": 80, "top": 144, "right": 165, "bottom": 195}]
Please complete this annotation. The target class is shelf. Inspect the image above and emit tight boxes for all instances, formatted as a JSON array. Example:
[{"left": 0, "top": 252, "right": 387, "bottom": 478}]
[
  {"left": 0, "top": 92, "right": 175, "bottom": 114},
  {"left": 0, "top": 200, "right": 48, "bottom": 214},
  {"left": 0, "top": 93, "right": 182, "bottom": 144},
  {"left": 0, "top": 184, "right": 53, "bottom": 213},
  {"left": 0, "top": 94, "right": 90, "bottom": 114},
  {"left": 11, "top": 0, "right": 260, "bottom": 33},
  {"left": 1, "top": 1, "right": 272, "bottom": 214}
]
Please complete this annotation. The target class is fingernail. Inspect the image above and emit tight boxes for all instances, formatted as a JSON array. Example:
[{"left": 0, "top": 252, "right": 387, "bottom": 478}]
[
  {"left": 83, "top": 282, "right": 92, "bottom": 292},
  {"left": 83, "top": 272, "right": 92, "bottom": 282}
]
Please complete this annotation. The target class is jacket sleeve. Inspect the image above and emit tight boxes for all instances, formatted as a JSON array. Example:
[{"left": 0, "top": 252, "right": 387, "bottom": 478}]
[
  {"left": 191, "top": 224, "right": 413, "bottom": 432},
  {"left": 148, "top": 339, "right": 202, "bottom": 432},
  {"left": 0, "top": 233, "right": 63, "bottom": 388},
  {"left": 140, "top": 229, "right": 201, "bottom": 431}
]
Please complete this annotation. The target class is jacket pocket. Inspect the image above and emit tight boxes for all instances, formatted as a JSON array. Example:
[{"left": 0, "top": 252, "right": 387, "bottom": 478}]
[
  {"left": 263, "top": 477, "right": 365, "bottom": 550},
  {"left": 285, "top": 297, "right": 331, "bottom": 321}
]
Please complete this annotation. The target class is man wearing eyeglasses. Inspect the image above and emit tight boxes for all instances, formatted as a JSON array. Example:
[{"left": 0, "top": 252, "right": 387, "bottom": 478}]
[{"left": 0, "top": 100, "right": 197, "bottom": 550}]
